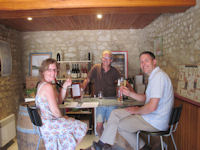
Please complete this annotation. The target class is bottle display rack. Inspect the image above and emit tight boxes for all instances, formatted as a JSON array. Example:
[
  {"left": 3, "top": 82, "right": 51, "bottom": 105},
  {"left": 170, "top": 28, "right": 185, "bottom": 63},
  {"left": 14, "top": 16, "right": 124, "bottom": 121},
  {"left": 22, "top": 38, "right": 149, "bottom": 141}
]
[{"left": 57, "top": 60, "right": 91, "bottom": 81}]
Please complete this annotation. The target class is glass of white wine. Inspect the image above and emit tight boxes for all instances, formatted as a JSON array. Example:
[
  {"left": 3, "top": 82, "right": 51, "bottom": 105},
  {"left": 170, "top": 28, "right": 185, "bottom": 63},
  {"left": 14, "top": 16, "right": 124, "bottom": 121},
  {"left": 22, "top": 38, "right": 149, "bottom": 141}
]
[{"left": 66, "top": 70, "right": 72, "bottom": 89}]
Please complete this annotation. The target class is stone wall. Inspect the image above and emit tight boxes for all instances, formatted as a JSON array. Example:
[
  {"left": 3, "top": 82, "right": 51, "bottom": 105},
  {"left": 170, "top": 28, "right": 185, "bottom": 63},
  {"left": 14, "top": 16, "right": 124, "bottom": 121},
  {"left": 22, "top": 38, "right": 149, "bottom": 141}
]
[
  {"left": 0, "top": 25, "right": 23, "bottom": 120},
  {"left": 21, "top": 29, "right": 144, "bottom": 78},
  {"left": 141, "top": 0, "right": 200, "bottom": 90}
]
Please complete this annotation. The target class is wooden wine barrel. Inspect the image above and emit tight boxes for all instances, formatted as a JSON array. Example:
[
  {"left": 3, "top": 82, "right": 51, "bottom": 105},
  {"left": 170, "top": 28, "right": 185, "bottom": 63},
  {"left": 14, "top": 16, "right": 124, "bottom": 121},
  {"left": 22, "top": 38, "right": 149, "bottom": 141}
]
[{"left": 17, "top": 103, "right": 45, "bottom": 150}]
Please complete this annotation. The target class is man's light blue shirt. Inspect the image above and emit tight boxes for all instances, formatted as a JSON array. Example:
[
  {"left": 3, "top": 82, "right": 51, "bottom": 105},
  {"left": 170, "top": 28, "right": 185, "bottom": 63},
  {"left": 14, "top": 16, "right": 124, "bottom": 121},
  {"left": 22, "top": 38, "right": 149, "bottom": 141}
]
[{"left": 142, "top": 67, "right": 174, "bottom": 131}]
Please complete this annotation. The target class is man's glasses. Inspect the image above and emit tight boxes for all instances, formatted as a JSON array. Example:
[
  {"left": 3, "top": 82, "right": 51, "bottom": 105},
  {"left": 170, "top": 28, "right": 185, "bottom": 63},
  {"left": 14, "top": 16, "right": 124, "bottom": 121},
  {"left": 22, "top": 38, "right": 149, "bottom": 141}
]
[{"left": 102, "top": 57, "right": 112, "bottom": 61}]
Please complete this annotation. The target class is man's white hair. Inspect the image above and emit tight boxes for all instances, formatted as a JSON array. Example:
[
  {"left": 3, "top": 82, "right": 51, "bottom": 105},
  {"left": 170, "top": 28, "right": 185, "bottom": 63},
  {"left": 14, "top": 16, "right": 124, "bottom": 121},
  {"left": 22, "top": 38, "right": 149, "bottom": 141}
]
[{"left": 101, "top": 50, "right": 112, "bottom": 59}]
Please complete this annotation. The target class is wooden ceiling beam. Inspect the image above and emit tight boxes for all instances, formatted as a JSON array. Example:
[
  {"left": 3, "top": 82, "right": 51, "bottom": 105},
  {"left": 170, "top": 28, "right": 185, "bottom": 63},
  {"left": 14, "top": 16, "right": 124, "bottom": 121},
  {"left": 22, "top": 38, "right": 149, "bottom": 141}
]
[
  {"left": 0, "top": 6, "right": 193, "bottom": 19},
  {"left": 0, "top": 0, "right": 196, "bottom": 31},
  {"left": 0, "top": 0, "right": 195, "bottom": 10}
]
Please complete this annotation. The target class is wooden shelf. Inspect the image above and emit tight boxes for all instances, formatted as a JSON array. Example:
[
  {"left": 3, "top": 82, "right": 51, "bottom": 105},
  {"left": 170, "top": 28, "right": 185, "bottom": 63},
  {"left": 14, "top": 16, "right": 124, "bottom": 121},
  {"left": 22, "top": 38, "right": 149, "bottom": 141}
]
[
  {"left": 58, "top": 60, "right": 91, "bottom": 63},
  {"left": 65, "top": 108, "right": 94, "bottom": 134},
  {"left": 57, "top": 77, "right": 85, "bottom": 81},
  {"left": 65, "top": 111, "right": 92, "bottom": 115}
]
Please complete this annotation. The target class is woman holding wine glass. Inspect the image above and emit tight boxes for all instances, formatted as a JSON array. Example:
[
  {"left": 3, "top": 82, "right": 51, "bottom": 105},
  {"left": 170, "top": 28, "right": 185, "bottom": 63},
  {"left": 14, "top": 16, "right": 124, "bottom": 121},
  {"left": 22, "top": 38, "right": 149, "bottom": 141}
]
[{"left": 35, "top": 58, "right": 87, "bottom": 150}]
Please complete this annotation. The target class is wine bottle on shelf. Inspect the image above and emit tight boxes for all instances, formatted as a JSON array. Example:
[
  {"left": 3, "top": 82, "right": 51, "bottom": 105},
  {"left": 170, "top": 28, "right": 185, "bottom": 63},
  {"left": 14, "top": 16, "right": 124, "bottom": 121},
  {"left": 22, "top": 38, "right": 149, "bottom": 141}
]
[
  {"left": 81, "top": 64, "right": 84, "bottom": 78},
  {"left": 56, "top": 53, "right": 61, "bottom": 78},
  {"left": 88, "top": 52, "right": 91, "bottom": 71},
  {"left": 71, "top": 64, "right": 74, "bottom": 78},
  {"left": 88, "top": 52, "right": 90, "bottom": 60},
  {"left": 57, "top": 53, "right": 61, "bottom": 61},
  {"left": 74, "top": 64, "right": 78, "bottom": 79},
  {"left": 76, "top": 64, "right": 78, "bottom": 78},
  {"left": 77, "top": 64, "right": 80, "bottom": 78},
  {"left": 87, "top": 53, "right": 92, "bottom": 94},
  {"left": 84, "top": 65, "right": 88, "bottom": 78}
]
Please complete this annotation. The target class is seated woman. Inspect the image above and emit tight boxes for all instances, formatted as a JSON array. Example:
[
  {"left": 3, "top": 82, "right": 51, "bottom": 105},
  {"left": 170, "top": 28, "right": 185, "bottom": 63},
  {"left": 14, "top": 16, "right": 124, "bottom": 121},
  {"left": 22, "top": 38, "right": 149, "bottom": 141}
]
[{"left": 35, "top": 58, "right": 87, "bottom": 150}]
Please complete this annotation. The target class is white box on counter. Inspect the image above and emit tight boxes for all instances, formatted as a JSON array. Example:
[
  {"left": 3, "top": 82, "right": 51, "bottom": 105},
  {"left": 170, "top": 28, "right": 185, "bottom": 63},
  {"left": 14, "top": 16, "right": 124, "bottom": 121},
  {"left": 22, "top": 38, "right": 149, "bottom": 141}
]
[
  {"left": 25, "top": 98, "right": 35, "bottom": 102},
  {"left": 135, "top": 84, "right": 145, "bottom": 94},
  {"left": 135, "top": 75, "right": 143, "bottom": 85}
]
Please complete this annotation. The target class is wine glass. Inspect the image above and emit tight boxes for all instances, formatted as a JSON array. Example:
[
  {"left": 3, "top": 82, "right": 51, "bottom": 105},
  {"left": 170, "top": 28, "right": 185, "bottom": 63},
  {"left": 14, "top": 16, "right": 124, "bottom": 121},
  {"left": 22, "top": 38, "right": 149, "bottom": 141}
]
[{"left": 66, "top": 70, "right": 72, "bottom": 89}]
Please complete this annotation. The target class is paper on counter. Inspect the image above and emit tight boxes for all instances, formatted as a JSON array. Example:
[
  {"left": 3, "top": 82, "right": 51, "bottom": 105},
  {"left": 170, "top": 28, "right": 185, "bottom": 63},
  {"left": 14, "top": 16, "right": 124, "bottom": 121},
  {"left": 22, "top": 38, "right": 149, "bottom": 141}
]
[
  {"left": 135, "top": 75, "right": 143, "bottom": 85},
  {"left": 135, "top": 84, "right": 145, "bottom": 94},
  {"left": 64, "top": 102, "right": 78, "bottom": 107},
  {"left": 64, "top": 101, "right": 99, "bottom": 108},
  {"left": 25, "top": 98, "right": 35, "bottom": 102},
  {"left": 81, "top": 102, "right": 99, "bottom": 108}
]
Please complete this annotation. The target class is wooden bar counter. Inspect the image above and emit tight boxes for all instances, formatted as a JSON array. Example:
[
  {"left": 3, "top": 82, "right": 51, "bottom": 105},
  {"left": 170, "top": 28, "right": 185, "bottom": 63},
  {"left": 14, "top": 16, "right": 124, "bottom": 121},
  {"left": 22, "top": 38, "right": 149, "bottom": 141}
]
[
  {"left": 59, "top": 97, "right": 144, "bottom": 108},
  {"left": 166, "top": 93, "right": 200, "bottom": 150}
]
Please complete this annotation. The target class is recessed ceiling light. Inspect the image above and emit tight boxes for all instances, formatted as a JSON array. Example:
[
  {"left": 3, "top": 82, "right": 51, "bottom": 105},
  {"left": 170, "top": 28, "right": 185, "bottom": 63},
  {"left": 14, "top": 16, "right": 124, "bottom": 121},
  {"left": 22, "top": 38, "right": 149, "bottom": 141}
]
[
  {"left": 27, "top": 17, "right": 32, "bottom": 21},
  {"left": 97, "top": 14, "right": 103, "bottom": 19}
]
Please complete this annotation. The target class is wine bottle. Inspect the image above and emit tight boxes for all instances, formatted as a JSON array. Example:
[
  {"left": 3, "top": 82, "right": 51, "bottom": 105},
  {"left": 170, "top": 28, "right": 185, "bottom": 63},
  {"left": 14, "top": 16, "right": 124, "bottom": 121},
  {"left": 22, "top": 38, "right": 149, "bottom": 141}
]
[
  {"left": 117, "top": 79, "right": 123, "bottom": 101},
  {"left": 77, "top": 64, "right": 80, "bottom": 78},
  {"left": 74, "top": 64, "right": 78, "bottom": 79},
  {"left": 71, "top": 64, "right": 74, "bottom": 78},
  {"left": 88, "top": 52, "right": 90, "bottom": 60},
  {"left": 57, "top": 53, "right": 60, "bottom": 61},
  {"left": 81, "top": 64, "right": 84, "bottom": 78},
  {"left": 84, "top": 65, "right": 88, "bottom": 78},
  {"left": 76, "top": 64, "right": 78, "bottom": 78},
  {"left": 88, "top": 52, "right": 91, "bottom": 71}
]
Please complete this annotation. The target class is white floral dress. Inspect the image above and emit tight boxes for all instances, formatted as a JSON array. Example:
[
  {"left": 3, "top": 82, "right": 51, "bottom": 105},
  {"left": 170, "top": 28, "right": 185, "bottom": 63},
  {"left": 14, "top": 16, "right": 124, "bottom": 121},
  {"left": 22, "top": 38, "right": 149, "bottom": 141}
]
[{"left": 35, "top": 82, "right": 87, "bottom": 150}]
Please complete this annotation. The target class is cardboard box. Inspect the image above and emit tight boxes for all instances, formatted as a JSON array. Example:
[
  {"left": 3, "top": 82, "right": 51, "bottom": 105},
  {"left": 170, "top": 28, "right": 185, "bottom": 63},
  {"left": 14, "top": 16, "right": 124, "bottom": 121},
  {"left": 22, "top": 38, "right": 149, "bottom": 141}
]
[
  {"left": 135, "top": 84, "right": 145, "bottom": 94},
  {"left": 135, "top": 75, "right": 143, "bottom": 85}
]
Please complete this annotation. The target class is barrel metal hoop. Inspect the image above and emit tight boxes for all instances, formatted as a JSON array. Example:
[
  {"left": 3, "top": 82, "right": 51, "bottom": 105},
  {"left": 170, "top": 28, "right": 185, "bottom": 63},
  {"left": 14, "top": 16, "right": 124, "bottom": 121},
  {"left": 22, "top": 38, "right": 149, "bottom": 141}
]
[
  {"left": 17, "top": 126, "right": 37, "bottom": 134},
  {"left": 18, "top": 111, "right": 29, "bottom": 116},
  {"left": 19, "top": 105, "right": 28, "bottom": 111}
]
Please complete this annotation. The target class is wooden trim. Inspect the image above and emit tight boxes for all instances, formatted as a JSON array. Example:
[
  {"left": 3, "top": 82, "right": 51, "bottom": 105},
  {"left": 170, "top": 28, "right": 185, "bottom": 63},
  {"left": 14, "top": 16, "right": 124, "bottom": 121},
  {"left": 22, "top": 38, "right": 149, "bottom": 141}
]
[
  {"left": 167, "top": 97, "right": 200, "bottom": 150},
  {"left": 65, "top": 111, "right": 92, "bottom": 115},
  {"left": 197, "top": 108, "right": 200, "bottom": 150},
  {"left": 0, "top": 6, "right": 192, "bottom": 19},
  {"left": 174, "top": 93, "right": 200, "bottom": 107},
  {"left": 0, "top": 0, "right": 195, "bottom": 11}
]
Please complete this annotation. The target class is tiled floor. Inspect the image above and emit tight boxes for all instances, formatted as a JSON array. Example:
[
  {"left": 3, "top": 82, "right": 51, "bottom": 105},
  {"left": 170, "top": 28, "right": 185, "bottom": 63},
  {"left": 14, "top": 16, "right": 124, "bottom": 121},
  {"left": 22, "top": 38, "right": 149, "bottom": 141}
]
[
  {"left": 3, "top": 134, "right": 99, "bottom": 150},
  {"left": 2, "top": 138, "right": 18, "bottom": 150}
]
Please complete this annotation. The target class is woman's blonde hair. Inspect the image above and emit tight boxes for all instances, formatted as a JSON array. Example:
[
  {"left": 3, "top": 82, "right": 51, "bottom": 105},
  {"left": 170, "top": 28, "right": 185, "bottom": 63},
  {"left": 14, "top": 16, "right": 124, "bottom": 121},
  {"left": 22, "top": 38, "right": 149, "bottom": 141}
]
[{"left": 39, "top": 58, "right": 58, "bottom": 80}]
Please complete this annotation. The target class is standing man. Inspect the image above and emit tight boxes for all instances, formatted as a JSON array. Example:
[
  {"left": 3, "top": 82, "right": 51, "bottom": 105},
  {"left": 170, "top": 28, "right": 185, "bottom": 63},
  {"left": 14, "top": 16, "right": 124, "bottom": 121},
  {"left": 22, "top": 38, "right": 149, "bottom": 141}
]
[
  {"left": 82, "top": 50, "right": 121, "bottom": 136},
  {"left": 90, "top": 51, "right": 174, "bottom": 150}
]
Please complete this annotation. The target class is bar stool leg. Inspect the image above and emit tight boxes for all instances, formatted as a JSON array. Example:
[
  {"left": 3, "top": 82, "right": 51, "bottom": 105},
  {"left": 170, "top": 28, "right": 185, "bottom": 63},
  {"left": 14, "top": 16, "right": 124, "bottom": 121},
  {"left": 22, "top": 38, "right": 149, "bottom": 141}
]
[
  {"left": 148, "top": 135, "right": 150, "bottom": 145},
  {"left": 160, "top": 136, "right": 164, "bottom": 150},
  {"left": 171, "top": 134, "right": 177, "bottom": 150},
  {"left": 136, "top": 131, "right": 140, "bottom": 150},
  {"left": 163, "top": 141, "right": 168, "bottom": 150}
]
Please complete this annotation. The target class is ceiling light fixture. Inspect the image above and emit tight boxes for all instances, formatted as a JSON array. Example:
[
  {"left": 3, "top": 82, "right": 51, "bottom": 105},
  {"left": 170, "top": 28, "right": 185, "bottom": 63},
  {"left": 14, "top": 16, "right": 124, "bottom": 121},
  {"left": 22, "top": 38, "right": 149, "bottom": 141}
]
[
  {"left": 97, "top": 14, "right": 103, "bottom": 19},
  {"left": 27, "top": 17, "right": 32, "bottom": 21}
]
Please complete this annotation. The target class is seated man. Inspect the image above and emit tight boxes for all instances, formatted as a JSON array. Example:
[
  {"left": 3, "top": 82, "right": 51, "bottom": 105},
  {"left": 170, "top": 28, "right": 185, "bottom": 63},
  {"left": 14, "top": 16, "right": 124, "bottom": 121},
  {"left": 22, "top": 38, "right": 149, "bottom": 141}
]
[{"left": 89, "top": 51, "right": 174, "bottom": 150}]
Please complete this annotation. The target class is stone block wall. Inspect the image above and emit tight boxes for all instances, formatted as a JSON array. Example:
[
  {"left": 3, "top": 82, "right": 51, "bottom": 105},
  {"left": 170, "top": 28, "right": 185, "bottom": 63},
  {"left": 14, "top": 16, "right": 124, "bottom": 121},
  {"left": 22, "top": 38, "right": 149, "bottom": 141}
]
[
  {"left": 0, "top": 25, "right": 24, "bottom": 120},
  {"left": 142, "top": 0, "right": 200, "bottom": 90},
  {"left": 21, "top": 29, "right": 143, "bottom": 78}
]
